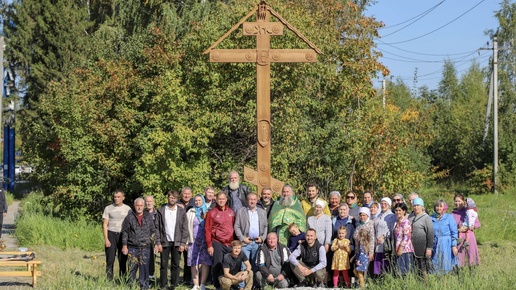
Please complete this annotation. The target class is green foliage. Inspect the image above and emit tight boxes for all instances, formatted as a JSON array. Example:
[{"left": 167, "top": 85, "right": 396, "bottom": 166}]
[
  {"left": 428, "top": 61, "right": 490, "bottom": 181},
  {"left": 3, "top": 0, "right": 93, "bottom": 104},
  {"left": 16, "top": 192, "right": 103, "bottom": 252},
  {"left": 467, "top": 165, "right": 494, "bottom": 195},
  {"left": 4, "top": 0, "right": 516, "bottom": 220}
]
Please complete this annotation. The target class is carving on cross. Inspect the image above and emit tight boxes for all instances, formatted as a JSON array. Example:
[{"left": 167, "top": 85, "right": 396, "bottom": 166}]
[{"left": 204, "top": 1, "right": 322, "bottom": 195}]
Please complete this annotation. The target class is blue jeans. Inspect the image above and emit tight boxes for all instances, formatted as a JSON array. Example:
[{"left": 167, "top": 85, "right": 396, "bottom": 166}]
[{"left": 240, "top": 241, "right": 259, "bottom": 288}]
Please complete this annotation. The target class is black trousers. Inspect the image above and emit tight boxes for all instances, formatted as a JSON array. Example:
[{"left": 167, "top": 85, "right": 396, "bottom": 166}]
[
  {"left": 160, "top": 241, "right": 181, "bottom": 288},
  {"left": 105, "top": 231, "right": 127, "bottom": 280},
  {"left": 182, "top": 249, "right": 191, "bottom": 283},
  {"left": 211, "top": 241, "right": 232, "bottom": 288},
  {"left": 149, "top": 245, "right": 156, "bottom": 277},
  {"left": 0, "top": 212, "right": 3, "bottom": 238}
]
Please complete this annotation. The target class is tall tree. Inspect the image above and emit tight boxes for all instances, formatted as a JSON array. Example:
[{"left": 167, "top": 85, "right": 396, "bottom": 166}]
[{"left": 486, "top": 0, "right": 516, "bottom": 185}]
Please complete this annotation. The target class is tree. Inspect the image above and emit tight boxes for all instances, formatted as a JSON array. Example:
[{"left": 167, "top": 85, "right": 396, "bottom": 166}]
[{"left": 486, "top": 0, "right": 516, "bottom": 185}]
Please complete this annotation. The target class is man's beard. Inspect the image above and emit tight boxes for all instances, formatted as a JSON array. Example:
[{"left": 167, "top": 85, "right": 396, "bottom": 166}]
[
  {"left": 278, "top": 196, "right": 293, "bottom": 206},
  {"left": 229, "top": 182, "right": 239, "bottom": 190}
]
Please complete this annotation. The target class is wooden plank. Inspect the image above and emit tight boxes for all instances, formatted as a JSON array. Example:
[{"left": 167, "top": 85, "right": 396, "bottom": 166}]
[
  {"left": 243, "top": 22, "right": 283, "bottom": 35},
  {"left": 209, "top": 49, "right": 256, "bottom": 62},
  {"left": 0, "top": 251, "right": 36, "bottom": 255},
  {"left": 0, "top": 271, "right": 41, "bottom": 276},
  {"left": 267, "top": 49, "right": 317, "bottom": 62},
  {"left": 210, "top": 49, "right": 317, "bottom": 63},
  {"left": 0, "top": 261, "right": 42, "bottom": 266}
]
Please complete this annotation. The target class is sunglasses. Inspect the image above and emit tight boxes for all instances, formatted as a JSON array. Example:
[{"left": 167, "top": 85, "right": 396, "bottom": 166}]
[
  {"left": 393, "top": 199, "right": 401, "bottom": 202},
  {"left": 346, "top": 196, "right": 355, "bottom": 199}
]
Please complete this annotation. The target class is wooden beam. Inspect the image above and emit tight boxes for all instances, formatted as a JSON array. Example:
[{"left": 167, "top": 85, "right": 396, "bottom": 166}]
[
  {"left": 243, "top": 22, "right": 284, "bottom": 35},
  {"left": 209, "top": 49, "right": 317, "bottom": 63}
]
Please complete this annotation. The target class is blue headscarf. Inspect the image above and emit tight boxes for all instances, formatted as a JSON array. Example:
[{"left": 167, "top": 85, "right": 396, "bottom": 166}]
[{"left": 193, "top": 194, "right": 208, "bottom": 225}]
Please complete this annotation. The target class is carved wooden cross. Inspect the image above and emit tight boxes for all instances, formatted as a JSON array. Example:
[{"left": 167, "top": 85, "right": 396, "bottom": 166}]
[{"left": 204, "top": 1, "right": 322, "bottom": 195}]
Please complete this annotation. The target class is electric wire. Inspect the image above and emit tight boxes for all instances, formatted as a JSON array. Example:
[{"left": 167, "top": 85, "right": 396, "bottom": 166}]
[
  {"left": 381, "top": 1, "right": 446, "bottom": 38},
  {"left": 376, "top": 39, "right": 481, "bottom": 57},
  {"left": 382, "top": 0, "right": 486, "bottom": 45}
]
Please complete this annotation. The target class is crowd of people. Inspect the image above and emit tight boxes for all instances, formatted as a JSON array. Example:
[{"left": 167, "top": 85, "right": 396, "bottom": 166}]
[{"left": 102, "top": 171, "right": 480, "bottom": 290}]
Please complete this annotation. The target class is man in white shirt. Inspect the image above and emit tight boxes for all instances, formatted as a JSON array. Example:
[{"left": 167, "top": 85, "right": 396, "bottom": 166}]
[
  {"left": 157, "top": 190, "right": 189, "bottom": 290},
  {"left": 102, "top": 189, "right": 131, "bottom": 281}
]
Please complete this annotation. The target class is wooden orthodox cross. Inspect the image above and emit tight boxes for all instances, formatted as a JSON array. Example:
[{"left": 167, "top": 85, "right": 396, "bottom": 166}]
[{"left": 204, "top": 1, "right": 322, "bottom": 195}]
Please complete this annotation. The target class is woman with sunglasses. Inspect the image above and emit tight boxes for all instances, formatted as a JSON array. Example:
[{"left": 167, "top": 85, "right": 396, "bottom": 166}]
[{"left": 345, "top": 191, "right": 361, "bottom": 220}]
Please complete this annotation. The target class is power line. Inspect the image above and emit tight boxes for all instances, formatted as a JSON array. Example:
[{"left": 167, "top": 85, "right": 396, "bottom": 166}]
[
  {"left": 376, "top": 39, "right": 482, "bottom": 57},
  {"left": 384, "top": 53, "right": 491, "bottom": 80},
  {"left": 380, "top": 1, "right": 446, "bottom": 38},
  {"left": 377, "top": 47, "right": 484, "bottom": 63},
  {"left": 382, "top": 0, "right": 486, "bottom": 45}
]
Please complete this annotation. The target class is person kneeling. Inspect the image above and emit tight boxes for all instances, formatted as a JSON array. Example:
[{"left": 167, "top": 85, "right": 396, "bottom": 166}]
[
  {"left": 219, "top": 240, "right": 253, "bottom": 290},
  {"left": 288, "top": 228, "right": 327, "bottom": 288},
  {"left": 256, "top": 233, "right": 292, "bottom": 289}
]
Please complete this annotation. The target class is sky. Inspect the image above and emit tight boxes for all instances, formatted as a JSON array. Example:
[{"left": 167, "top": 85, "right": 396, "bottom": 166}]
[{"left": 365, "top": 0, "right": 502, "bottom": 91}]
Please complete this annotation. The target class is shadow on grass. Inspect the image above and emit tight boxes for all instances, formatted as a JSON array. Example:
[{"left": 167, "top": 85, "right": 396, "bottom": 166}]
[
  {"left": 73, "top": 270, "right": 101, "bottom": 284},
  {"left": 0, "top": 281, "right": 33, "bottom": 287}
]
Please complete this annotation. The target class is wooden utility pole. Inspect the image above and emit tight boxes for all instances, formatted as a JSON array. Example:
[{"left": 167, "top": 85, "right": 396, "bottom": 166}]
[{"left": 204, "top": 1, "right": 322, "bottom": 194}]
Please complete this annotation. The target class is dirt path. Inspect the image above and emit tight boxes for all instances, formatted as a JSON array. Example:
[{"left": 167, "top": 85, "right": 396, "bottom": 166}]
[{"left": 0, "top": 201, "right": 33, "bottom": 289}]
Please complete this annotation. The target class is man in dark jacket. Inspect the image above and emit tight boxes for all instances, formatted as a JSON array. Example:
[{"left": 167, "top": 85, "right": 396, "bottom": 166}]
[
  {"left": 121, "top": 198, "right": 160, "bottom": 290},
  {"left": 156, "top": 190, "right": 189, "bottom": 290},
  {"left": 257, "top": 187, "right": 274, "bottom": 218},
  {"left": 256, "top": 233, "right": 291, "bottom": 288},
  {"left": 222, "top": 170, "right": 250, "bottom": 212},
  {"left": 0, "top": 189, "right": 7, "bottom": 238}
]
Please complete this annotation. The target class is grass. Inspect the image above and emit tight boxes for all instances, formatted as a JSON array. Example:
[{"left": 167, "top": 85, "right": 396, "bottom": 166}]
[{"left": 8, "top": 189, "right": 516, "bottom": 289}]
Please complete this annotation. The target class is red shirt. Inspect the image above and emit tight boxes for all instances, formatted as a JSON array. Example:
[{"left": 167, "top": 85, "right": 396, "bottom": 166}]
[{"left": 204, "top": 205, "right": 235, "bottom": 247}]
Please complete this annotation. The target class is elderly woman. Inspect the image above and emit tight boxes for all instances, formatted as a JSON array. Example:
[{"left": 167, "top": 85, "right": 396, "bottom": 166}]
[
  {"left": 393, "top": 203, "right": 413, "bottom": 275},
  {"left": 392, "top": 194, "right": 406, "bottom": 207},
  {"left": 369, "top": 202, "right": 389, "bottom": 277},
  {"left": 451, "top": 193, "right": 480, "bottom": 267},
  {"left": 409, "top": 198, "right": 434, "bottom": 279},
  {"left": 328, "top": 191, "right": 342, "bottom": 218},
  {"left": 431, "top": 199, "right": 458, "bottom": 274}
]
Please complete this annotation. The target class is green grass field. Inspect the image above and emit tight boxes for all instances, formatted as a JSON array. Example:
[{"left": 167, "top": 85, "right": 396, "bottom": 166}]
[{"left": 11, "top": 191, "right": 516, "bottom": 289}]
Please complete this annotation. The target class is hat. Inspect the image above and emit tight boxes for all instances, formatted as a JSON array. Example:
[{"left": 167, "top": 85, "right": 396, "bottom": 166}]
[
  {"left": 466, "top": 198, "right": 476, "bottom": 209},
  {"left": 315, "top": 200, "right": 325, "bottom": 207},
  {"left": 380, "top": 197, "right": 392, "bottom": 207},
  {"left": 359, "top": 207, "right": 370, "bottom": 217},
  {"left": 412, "top": 197, "right": 424, "bottom": 207}
]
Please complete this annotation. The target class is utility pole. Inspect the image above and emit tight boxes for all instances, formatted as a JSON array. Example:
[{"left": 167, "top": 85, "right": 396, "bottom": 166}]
[
  {"left": 493, "top": 37, "right": 499, "bottom": 194},
  {"left": 481, "top": 37, "right": 499, "bottom": 194}
]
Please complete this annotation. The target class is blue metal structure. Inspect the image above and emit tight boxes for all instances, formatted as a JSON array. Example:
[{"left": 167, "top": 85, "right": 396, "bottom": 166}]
[{"left": 3, "top": 69, "right": 15, "bottom": 191}]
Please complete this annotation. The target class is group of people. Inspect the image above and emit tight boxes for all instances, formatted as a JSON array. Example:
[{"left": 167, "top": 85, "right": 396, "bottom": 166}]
[{"left": 102, "top": 171, "right": 480, "bottom": 290}]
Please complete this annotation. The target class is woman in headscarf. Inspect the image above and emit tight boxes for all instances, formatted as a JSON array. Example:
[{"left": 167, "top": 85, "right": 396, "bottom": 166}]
[
  {"left": 369, "top": 202, "right": 389, "bottom": 278},
  {"left": 352, "top": 207, "right": 375, "bottom": 289},
  {"left": 451, "top": 193, "right": 480, "bottom": 267},
  {"left": 409, "top": 198, "right": 434, "bottom": 279},
  {"left": 186, "top": 194, "right": 212, "bottom": 290},
  {"left": 430, "top": 199, "right": 458, "bottom": 274},
  {"left": 353, "top": 208, "right": 375, "bottom": 259}
]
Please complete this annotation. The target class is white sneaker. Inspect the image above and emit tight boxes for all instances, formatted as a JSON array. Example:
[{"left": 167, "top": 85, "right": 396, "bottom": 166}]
[
  {"left": 192, "top": 285, "right": 200, "bottom": 290},
  {"left": 200, "top": 284, "right": 206, "bottom": 290}
]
